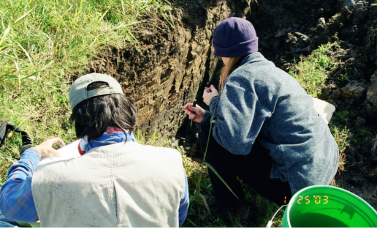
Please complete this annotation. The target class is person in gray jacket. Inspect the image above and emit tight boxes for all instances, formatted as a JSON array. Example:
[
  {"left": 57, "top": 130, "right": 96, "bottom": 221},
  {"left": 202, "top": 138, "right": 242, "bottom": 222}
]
[{"left": 184, "top": 17, "right": 339, "bottom": 214}]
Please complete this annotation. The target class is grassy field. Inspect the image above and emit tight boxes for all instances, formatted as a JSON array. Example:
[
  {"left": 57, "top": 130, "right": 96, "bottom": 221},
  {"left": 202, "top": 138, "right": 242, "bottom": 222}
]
[{"left": 0, "top": 0, "right": 349, "bottom": 227}]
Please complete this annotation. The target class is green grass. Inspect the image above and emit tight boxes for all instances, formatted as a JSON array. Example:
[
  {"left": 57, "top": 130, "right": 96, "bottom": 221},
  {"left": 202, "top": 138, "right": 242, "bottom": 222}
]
[
  {"left": 0, "top": 0, "right": 142, "bottom": 82},
  {"left": 289, "top": 42, "right": 339, "bottom": 97}
]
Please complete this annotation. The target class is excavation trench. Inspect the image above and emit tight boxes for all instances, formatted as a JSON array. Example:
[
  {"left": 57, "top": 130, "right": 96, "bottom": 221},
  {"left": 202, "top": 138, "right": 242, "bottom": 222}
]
[{"left": 73, "top": 0, "right": 377, "bottom": 208}]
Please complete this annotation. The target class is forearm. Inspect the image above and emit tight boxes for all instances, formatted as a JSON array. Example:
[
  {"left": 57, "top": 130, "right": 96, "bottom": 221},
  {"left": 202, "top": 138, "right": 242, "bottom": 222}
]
[{"left": 0, "top": 148, "right": 40, "bottom": 222}]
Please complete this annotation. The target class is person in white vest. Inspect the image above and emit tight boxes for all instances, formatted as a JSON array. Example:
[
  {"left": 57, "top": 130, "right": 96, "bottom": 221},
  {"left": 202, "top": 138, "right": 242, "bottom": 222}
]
[{"left": 0, "top": 73, "right": 189, "bottom": 227}]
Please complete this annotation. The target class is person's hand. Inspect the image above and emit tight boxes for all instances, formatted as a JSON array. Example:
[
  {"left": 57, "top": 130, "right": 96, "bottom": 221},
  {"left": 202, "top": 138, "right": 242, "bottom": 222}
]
[
  {"left": 184, "top": 103, "right": 206, "bottom": 123},
  {"left": 34, "top": 138, "right": 65, "bottom": 158},
  {"left": 203, "top": 85, "right": 219, "bottom": 106}
]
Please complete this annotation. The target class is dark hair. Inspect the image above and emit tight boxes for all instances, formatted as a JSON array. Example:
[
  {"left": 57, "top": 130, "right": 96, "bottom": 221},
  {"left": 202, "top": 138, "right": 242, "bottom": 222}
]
[{"left": 69, "top": 82, "right": 137, "bottom": 140}]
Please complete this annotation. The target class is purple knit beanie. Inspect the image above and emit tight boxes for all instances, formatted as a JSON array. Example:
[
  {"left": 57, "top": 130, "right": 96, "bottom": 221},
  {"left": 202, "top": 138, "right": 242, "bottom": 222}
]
[{"left": 213, "top": 17, "right": 258, "bottom": 57}]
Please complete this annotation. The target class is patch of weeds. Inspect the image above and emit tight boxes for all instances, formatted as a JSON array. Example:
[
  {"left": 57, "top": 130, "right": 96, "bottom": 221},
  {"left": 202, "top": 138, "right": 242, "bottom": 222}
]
[
  {"left": 159, "top": 5, "right": 175, "bottom": 29},
  {"left": 328, "top": 107, "right": 352, "bottom": 172},
  {"left": 289, "top": 42, "right": 340, "bottom": 97},
  {"left": 136, "top": 129, "right": 179, "bottom": 148},
  {"left": 330, "top": 125, "right": 350, "bottom": 152},
  {"left": 135, "top": 129, "right": 156, "bottom": 145},
  {"left": 331, "top": 110, "right": 349, "bottom": 125},
  {"left": 329, "top": 125, "right": 349, "bottom": 171},
  {"left": 327, "top": 104, "right": 369, "bottom": 174},
  {"left": 339, "top": 73, "right": 351, "bottom": 83},
  {"left": 350, "top": 127, "right": 366, "bottom": 145},
  {"left": 182, "top": 154, "right": 201, "bottom": 178},
  {"left": 184, "top": 171, "right": 212, "bottom": 226},
  {"left": 145, "top": 131, "right": 160, "bottom": 145}
]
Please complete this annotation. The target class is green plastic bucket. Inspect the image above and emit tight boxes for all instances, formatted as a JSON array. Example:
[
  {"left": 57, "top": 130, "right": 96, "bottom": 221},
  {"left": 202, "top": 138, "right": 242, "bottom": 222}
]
[{"left": 282, "top": 185, "right": 377, "bottom": 227}]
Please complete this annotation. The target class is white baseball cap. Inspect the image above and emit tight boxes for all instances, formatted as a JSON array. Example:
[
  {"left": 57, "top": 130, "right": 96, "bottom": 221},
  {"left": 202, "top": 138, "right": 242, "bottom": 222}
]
[{"left": 69, "top": 73, "right": 124, "bottom": 110}]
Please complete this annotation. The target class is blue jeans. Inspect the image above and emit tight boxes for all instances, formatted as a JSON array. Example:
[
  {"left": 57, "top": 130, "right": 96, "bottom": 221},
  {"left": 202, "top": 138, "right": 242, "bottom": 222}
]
[{"left": 198, "top": 115, "right": 292, "bottom": 207}]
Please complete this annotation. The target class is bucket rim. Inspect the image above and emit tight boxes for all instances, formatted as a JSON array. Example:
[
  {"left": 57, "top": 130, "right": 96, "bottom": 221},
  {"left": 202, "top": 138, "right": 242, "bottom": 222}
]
[{"left": 285, "top": 185, "right": 377, "bottom": 227}]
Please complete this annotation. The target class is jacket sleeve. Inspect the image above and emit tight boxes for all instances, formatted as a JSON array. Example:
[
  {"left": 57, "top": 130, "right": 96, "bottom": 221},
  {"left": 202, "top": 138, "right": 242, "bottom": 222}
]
[
  {"left": 209, "top": 74, "right": 272, "bottom": 155},
  {"left": 0, "top": 148, "right": 40, "bottom": 223},
  {"left": 178, "top": 170, "right": 189, "bottom": 226}
]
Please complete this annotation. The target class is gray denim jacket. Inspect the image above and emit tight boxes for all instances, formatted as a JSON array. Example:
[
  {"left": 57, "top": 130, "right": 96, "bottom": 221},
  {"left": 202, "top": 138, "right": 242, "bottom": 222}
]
[{"left": 208, "top": 52, "right": 339, "bottom": 195}]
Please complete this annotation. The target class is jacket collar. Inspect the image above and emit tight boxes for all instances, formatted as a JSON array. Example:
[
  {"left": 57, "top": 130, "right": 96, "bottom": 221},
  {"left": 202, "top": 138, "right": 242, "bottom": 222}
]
[{"left": 240, "top": 52, "right": 266, "bottom": 65}]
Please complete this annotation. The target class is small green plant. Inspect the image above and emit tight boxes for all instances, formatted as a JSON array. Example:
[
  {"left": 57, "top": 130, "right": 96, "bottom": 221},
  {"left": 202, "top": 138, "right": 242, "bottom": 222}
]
[
  {"left": 244, "top": 0, "right": 258, "bottom": 6},
  {"left": 160, "top": 5, "right": 175, "bottom": 29},
  {"left": 146, "top": 131, "right": 160, "bottom": 145},
  {"left": 329, "top": 125, "right": 349, "bottom": 171},
  {"left": 136, "top": 129, "right": 170, "bottom": 146},
  {"left": 339, "top": 73, "right": 351, "bottom": 82},
  {"left": 331, "top": 126, "right": 350, "bottom": 153}
]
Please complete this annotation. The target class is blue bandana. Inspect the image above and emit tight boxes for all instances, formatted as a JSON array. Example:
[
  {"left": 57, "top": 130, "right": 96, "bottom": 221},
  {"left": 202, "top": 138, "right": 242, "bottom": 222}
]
[{"left": 78, "top": 128, "right": 135, "bottom": 154}]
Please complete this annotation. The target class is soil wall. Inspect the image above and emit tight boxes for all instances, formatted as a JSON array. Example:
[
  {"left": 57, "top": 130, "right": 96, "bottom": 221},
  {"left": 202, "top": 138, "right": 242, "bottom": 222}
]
[{"left": 74, "top": 0, "right": 234, "bottom": 139}]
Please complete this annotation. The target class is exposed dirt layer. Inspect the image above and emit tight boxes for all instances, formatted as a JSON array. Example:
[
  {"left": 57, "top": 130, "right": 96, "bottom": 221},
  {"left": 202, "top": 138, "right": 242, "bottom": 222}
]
[{"left": 72, "top": 0, "right": 377, "bottom": 209}]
